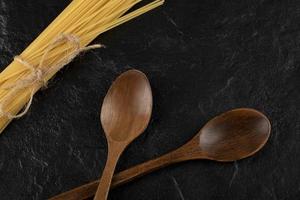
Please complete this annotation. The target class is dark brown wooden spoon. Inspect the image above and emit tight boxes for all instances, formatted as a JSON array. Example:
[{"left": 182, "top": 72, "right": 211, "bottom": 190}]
[
  {"left": 93, "top": 70, "right": 153, "bottom": 200},
  {"left": 50, "top": 108, "right": 271, "bottom": 200}
]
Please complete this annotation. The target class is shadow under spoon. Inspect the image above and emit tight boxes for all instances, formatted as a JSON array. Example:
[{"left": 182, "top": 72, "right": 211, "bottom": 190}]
[{"left": 50, "top": 108, "right": 271, "bottom": 200}]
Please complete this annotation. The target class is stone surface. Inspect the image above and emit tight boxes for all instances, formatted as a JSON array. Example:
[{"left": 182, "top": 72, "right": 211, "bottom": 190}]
[{"left": 0, "top": 0, "right": 299, "bottom": 199}]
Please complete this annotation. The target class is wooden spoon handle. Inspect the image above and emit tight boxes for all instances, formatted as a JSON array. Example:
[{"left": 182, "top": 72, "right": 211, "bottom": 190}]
[
  {"left": 49, "top": 150, "right": 186, "bottom": 200},
  {"left": 112, "top": 152, "right": 178, "bottom": 187},
  {"left": 93, "top": 144, "right": 123, "bottom": 200}
]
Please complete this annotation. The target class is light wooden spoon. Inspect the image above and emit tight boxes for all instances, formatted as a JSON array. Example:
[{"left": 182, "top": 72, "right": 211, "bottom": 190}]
[
  {"left": 50, "top": 108, "right": 270, "bottom": 200},
  {"left": 93, "top": 70, "right": 153, "bottom": 200}
]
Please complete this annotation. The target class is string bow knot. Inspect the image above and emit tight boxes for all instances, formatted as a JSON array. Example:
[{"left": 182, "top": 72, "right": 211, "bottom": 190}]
[{"left": 0, "top": 33, "right": 103, "bottom": 119}]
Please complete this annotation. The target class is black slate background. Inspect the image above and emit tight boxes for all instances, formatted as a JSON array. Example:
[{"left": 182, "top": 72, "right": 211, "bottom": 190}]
[{"left": 0, "top": 0, "right": 299, "bottom": 199}]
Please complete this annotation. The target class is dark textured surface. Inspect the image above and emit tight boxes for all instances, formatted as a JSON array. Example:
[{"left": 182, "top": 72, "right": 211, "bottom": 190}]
[{"left": 0, "top": 0, "right": 299, "bottom": 199}]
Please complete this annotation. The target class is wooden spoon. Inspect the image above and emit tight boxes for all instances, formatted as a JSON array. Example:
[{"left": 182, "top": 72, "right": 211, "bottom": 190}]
[
  {"left": 93, "top": 70, "right": 153, "bottom": 200},
  {"left": 50, "top": 108, "right": 271, "bottom": 200}
]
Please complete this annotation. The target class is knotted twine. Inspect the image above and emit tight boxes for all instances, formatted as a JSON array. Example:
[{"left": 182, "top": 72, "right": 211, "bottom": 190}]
[{"left": 0, "top": 33, "right": 103, "bottom": 119}]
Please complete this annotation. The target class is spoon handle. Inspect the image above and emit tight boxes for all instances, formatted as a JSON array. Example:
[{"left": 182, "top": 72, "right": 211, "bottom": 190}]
[
  {"left": 112, "top": 150, "right": 182, "bottom": 187},
  {"left": 49, "top": 148, "right": 189, "bottom": 200},
  {"left": 94, "top": 144, "right": 123, "bottom": 200}
]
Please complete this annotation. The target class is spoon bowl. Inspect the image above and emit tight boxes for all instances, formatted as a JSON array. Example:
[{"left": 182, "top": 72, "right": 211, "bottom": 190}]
[
  {"left": 199, "top": 108, "right": 271, "bottom": 161},
  {"left": 158, "top": 108, "right": 271, "bottom": 163},
  {"left": 101, "top": 69, "right": 152, "bottom": 142}
]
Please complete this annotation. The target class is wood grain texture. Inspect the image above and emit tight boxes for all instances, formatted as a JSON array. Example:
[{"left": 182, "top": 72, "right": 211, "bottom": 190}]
[
  {"left": 93, "top": 70, "right": 153, "bottom": 200},
  {"left": 50, "top": 108, "right": 270, "bottom": 200}
]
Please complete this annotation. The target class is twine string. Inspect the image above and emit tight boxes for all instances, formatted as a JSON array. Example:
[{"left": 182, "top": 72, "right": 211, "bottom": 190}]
[{"left": 0, "top": 33, "right": 103, "bottom": 119}]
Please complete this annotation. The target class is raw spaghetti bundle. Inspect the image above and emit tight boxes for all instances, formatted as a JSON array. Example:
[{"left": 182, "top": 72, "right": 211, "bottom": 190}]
[{"left": 0, "top": 0, "right": 164, "bottom": 134}]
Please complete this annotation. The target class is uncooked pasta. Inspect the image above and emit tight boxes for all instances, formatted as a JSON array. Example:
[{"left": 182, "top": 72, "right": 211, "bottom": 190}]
[{"left": 0, "top": 0, "right": 164, "bottom": 134}]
